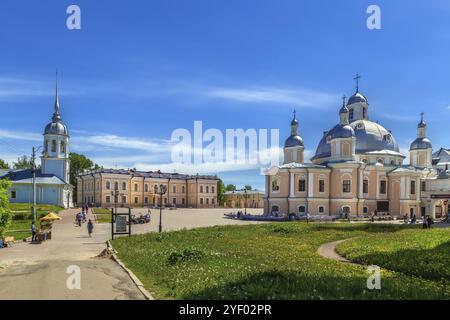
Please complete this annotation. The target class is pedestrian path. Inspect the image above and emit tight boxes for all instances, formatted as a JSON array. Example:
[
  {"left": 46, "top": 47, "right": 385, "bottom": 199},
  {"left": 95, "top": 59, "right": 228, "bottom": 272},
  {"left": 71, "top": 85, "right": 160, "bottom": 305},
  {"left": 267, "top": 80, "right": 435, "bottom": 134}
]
[{"left": 0, "top": 208, "right": 145, "bottom": 300}]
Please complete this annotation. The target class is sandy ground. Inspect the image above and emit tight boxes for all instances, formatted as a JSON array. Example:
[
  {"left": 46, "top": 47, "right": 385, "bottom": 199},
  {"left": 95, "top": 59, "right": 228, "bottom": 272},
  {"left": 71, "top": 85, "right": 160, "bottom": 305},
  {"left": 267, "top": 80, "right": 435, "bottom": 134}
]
[
  {"left": 0, "top": 209, "right": 145, "bottom": 300},
  {"left": 125, "top": 208, "right": 265, "bottom": 235}
]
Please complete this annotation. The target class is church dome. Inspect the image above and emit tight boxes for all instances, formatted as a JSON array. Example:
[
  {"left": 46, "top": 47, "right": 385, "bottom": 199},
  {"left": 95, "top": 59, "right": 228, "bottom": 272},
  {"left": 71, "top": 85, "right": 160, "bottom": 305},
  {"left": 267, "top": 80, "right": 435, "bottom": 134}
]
[
  {"left": 44, "top": 121, "right": 68, "bottom": 136},
  {"left": 410, "top": 137, "right": 432, "bottom": 150},
  {"left": 284, "top": 135, "right": 304, "bottom": 148},
  {"left": 331, "top": 124, "right": 355, "bottom": 139},
  {"left": 313, "top": 120, "right": 399, "bottom": 160},
  {"left": 347, "top": 92, "right": 368, "bottom": 105}
]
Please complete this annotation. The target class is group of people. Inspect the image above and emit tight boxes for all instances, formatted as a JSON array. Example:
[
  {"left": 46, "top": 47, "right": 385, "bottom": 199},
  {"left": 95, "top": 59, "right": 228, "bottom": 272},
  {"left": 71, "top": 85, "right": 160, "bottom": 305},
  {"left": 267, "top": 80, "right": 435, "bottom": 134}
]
[{"left": 75, "top": 204, "right": 94, "bottom": 237}]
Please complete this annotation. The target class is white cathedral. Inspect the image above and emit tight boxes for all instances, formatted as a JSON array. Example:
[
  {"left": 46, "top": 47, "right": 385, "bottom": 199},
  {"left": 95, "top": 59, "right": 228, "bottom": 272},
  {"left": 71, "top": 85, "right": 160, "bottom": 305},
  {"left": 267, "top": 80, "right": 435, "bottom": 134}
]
[{"left": 0, "top": 81, "right": 73, "bottom": 208}]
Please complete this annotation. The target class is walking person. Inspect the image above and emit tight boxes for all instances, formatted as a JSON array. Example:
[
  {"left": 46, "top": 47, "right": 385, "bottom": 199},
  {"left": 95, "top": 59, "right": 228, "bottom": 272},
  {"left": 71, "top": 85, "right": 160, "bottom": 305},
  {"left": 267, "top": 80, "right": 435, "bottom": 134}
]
[
  {"left": 427, "top": 215, "right": 434, "bottom": 229},
  {"left": 76, "top": 212, "right": 82, "bottom": 227},
  {"left": 31, "top": 221, "right": 37, "bottom": 242},
  {"left": 422, "top": 215, "right": 429, "bottom": 229},
  {"left": 87, "top": 219, "right": 94, "bottom": 237}
]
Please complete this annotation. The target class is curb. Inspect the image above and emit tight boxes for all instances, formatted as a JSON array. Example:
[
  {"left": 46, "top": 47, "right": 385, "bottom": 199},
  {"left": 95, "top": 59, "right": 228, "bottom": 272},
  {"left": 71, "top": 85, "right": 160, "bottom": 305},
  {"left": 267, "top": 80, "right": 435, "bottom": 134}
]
[{"left": 106, "top": 240, "right": 155, "bottom": 300}]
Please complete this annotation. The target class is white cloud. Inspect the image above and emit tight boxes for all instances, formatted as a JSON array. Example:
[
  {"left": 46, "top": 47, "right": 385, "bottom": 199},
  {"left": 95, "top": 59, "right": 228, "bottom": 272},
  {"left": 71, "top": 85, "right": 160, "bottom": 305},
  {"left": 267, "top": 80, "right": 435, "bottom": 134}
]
[
  {"left": 0, "top": 129, "right": 42, "bottom": 142},
  {"left": 205, "top": 86, "right": 337, "bottom": 108},
  {"left": 73, "top": 135, "right": 173, "bottom": 152}
]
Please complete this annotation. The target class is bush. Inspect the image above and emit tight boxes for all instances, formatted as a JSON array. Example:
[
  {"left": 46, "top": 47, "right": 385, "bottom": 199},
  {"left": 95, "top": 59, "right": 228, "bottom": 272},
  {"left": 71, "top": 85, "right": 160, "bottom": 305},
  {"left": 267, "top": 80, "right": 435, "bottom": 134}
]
[
  {"left": 0, "top": 179, "right": 12, "bottom": 238},
  {"left": 167, "top": 247, "right": 206, "bottom": 266}
]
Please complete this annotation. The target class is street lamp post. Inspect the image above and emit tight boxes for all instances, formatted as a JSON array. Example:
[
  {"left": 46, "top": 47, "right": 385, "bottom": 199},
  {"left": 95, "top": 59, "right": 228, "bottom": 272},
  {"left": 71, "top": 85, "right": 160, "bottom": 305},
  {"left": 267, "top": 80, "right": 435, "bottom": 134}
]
[
  {"left": 155, "top": 184, "right": 167, "bottom": 233},
  {"left": 31, "top": 146, "right": 42, "bottom": 222}
]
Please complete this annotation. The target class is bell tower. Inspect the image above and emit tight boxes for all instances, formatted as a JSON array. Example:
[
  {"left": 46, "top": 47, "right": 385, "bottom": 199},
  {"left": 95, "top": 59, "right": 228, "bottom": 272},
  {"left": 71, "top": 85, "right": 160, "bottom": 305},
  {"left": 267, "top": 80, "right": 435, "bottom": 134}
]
[{"left": 41, "top": 72, "right": 70, "bottom": 183}]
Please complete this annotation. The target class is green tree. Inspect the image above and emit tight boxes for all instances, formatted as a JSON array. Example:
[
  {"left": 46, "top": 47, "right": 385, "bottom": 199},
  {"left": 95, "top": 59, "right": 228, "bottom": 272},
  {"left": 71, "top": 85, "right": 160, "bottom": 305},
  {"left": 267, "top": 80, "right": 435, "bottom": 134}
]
[
  {"left": 0, "top": 159, "right": 9, "bottom": 169},
  {"left": 69, "top": 153, "right": 101, "bottom": 202},
  {"left": 217, "top": 178, "right": 226, "bottom": 206},
  {"left": 13, "top": 155, "right": 34, "bottom": 169},
  {"left": 0, "top": 179, "right": 12, "bottom": 238},
  {"left": 244, "top": 185, "right": 252, "bottom": 191},
  {"left": 225, "top": 184, "right": 237, "bottom": 191}
]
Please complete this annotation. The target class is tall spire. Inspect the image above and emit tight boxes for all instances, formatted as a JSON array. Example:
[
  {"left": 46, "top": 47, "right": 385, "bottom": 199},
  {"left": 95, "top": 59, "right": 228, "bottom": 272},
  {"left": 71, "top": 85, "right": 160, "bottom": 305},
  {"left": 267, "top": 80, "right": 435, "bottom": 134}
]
[
  {"left": 52, "top": 69, "right": 61, "bottom": 123},
  {"left": 290, "top": 109, "right": 299, "bottom": 135},
  {"left": 354, "top": 74, "right": 361, "bottom": 92}
]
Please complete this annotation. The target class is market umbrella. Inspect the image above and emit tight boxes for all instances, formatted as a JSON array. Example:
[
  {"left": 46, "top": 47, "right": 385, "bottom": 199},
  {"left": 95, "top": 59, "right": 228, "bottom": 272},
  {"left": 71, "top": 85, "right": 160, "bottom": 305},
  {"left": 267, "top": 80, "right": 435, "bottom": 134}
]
[{"left": 40, "top": 212, "right": 62, "bottom": 221}]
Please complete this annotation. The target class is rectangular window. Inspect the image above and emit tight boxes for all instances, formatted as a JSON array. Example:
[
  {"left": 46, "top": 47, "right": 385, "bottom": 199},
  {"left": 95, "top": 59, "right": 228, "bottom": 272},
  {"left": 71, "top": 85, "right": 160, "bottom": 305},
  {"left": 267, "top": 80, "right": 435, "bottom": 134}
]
[
  {"left": 212, "top": 198, "right": 215, "bottom": 205},
  {"left": 173, "top": 185, "right": 176, "bottom": 193},
  {"left": 134, "top": 184, "right": 138, "bottom": 192},
  {"left": 421, "top": 181, "right": 426, "bottom": 192},
  {"left": 11, "top": 191, "right": 16, "bottom": 199},
  {"left": 206, "top": 198, "right": 209, "bottom": 204},
  {"left": 200, "top": 198, "right": 204, "bottom": 205},
  {"left": 122, "top": 182, "right": 126, "bottom": 191},
  {"left": 363, "top": 179, "right": 369, "bottom": 194},
  {"left": 380, "top": 181, "right": 387, "bottom": 194},
  {"left": 343, "top": 180, "right": 351, "bottom": 193},
  {"left": 200, "top": 186, "right": 204, "bottom": 193},
  {"left": 122, "top": 196, "right": 127, "bottom": 203},
  {"left": 51, "top": 140, "right": 56, "bottom": 152},
  {"left": 106, "top": 196, "right": 110, "bottom": 203},
  {"left": 182, "top": 198, "right": 185, "bottom": 205},
  {"left": 411, "top": 180, "right": 416, "bottom": 195},
  {"left": 182, "top": 186, "right": 186, "bottom": 193},
  {"left": 319, "top": 180, "right": 325, "bottom": 193},
  {"left": 212, "top": 186, "right": 215, "bottom": 193},
  {"left": 144, "top": 184, "right": 148, "bottom": 192},
  {"left": 298, "top": 179, "right": 306, "bottom": 192},
  {"left": 172, "top": 198, "right": 176, "bottom": 205},
  {"left": 134, "top": 197, "right": 138, "bottom": 204},
  {"left": 144, "top": 197, "right": 148, "bottom": 204}
]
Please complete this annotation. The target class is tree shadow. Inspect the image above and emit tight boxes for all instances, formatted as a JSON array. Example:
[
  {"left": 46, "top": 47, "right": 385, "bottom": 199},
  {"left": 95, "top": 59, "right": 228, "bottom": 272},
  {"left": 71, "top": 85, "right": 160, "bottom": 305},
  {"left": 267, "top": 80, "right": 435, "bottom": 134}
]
[
  {"left": 181, "top": 270, "right": 448, "bottom": 300},
  {"left": 342, "top": 241, "right": 450, "bottom": 283},
  {"left": 310, "top": 223, "right": 418, "bottom": 234}
]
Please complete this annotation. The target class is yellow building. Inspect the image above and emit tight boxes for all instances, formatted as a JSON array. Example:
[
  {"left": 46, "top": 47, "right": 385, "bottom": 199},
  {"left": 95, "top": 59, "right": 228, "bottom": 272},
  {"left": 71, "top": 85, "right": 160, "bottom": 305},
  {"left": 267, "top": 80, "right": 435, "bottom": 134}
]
[
  {"left": 264, "top": 83, "right": 450, "bottom": 219},
  {"left": 77, "top": 169, "right": 218, "bottom": 208},
  {"left": 224, "top": 190, "right": 264, "bottom": 208}
]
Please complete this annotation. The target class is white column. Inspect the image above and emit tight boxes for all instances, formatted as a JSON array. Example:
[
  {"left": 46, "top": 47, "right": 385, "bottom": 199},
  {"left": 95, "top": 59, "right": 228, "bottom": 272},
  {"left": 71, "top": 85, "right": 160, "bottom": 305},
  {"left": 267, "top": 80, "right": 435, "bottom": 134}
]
[
  {"left": 289, "top": 172, "right": 295, "bottom": 197},
  {"left": 308, "top": 172, "right": 314, "bottom": 198},
  {"left": 400, "top": 176, "right": 405, "bottom": 199}
]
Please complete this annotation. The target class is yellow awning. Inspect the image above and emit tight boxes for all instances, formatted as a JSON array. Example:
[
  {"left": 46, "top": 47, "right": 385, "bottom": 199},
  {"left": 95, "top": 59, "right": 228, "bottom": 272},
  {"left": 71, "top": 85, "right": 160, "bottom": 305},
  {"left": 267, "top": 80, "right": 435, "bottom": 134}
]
[{"left": 40, "top": 212, "right": 62, "bottom": 221}]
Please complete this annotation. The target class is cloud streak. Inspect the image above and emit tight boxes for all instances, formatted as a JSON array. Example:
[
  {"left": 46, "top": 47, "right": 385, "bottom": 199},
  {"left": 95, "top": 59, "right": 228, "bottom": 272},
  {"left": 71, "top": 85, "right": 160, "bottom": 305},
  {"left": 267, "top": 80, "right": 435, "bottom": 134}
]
[{"left": 205, "top": 86, "right": 337, "bottom": 108}]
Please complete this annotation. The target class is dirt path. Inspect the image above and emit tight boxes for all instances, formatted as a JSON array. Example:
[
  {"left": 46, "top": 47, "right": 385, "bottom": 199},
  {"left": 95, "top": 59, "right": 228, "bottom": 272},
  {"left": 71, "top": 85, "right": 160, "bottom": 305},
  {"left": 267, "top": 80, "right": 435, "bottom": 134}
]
[
  {"left": 0, "top": 209, "right": 145, "bottom": 300},
  {"left": 317, "top": 239, "right": 356, "bottom": 264}
]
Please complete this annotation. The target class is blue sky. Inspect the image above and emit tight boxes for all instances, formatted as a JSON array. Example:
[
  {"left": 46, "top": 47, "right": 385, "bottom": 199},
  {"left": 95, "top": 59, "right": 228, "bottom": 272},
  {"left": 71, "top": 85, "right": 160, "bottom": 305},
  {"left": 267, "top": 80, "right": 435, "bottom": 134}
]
[{"left": 1, "top": 0, "right": 450, "bottom": 190}]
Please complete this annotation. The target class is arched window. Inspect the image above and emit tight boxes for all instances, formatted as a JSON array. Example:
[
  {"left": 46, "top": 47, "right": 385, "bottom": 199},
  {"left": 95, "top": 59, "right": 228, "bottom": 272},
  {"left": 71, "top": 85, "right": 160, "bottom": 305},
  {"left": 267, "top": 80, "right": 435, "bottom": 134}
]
[
  {"left": 362, "top": 107, "right": 367, "bottom": 119},
  {"left": 60, "top": 141, "right": 66, "bottom": 153},
  {"left": 342, "top": 180, "right": 351, "bottom": 193},
  {"left": 318, "top": 206, "right": 325, "bottom": 213},
  {"left": 361, "top": 158, "right": 368, "bottom": 164},
  {"left": 154, "top": 184, "right": 158, "bottom": 193},
  {"left": 342, "top": 206, "right": 351, "bottom": 214},
  {"left": 363, "top": 207, "right": 368, "bottom": 214},
  {"left": 298, "top": 178, "right": 306, "bottom": 192},
  {"left": 200, "top": 185, "right": 204, "bottom": 193},
  {"left": 106, "top": 181, "right": 111, "bottom": 190},
  {"left": 51, "top": 140, "right": 57, "bottom": 152},
  {"left": 349, "top": 109, "right": 354, "bottom": 122},
  {"left": 122, "top": 182, "right": 127, "bottom": 190},
  {"left": 272, "top": 178, "right": 280, "bottom": 191},
  {"left": 134, "top": 183, "right": 138, "bottom": 192},
  {"left": 114, "top": 181, "right": 119, "bottom": 190},
  {"left": 271, "top": 205, "right": 279, "bottom": 213},
  {"left": 298, "top": 206, "right": 306, "bottom": 214}
]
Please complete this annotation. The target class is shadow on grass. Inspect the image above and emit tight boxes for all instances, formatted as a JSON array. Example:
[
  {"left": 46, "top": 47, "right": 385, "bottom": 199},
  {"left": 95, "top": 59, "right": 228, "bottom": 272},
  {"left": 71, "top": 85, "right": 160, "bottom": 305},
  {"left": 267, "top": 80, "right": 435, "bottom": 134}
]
[
  {"left": 181, "top": 270, "right": 447, "bottom": 300},
  {"left": 344, "top": 241, "right": 450, "bottom": 283},
  {"left": 311, "top": 223, "right": 419, "bottom": 234}
]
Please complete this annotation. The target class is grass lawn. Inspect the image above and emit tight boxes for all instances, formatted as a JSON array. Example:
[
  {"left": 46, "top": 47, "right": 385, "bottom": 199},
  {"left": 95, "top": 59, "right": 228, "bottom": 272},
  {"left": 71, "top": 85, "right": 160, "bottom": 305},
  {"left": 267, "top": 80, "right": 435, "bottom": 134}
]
[
  {"left": 111, "top": 222, "right": 450, "bottom": 300},
  {"left": 336, "top": 227, "right": 450, "bottom": 282},
  {"left": 4, "top": 204, "right": 63, "bottom": 241},
  {"left": 93, "top": 208, "right": 112, "bottom": 223}
]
